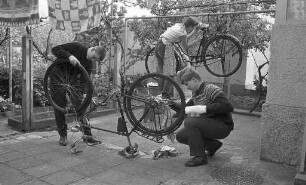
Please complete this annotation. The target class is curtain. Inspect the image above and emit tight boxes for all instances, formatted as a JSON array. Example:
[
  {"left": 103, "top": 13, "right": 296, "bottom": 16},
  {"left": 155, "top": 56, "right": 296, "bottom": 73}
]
[{"left": 48, "top": 0, "right": 101, "bottom": 33}]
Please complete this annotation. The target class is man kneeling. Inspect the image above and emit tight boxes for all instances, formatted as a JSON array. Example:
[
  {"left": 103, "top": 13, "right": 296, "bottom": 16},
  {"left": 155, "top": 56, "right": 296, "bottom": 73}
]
[{"left": 176, "top": 67, "right": 234, "bottom": 167}]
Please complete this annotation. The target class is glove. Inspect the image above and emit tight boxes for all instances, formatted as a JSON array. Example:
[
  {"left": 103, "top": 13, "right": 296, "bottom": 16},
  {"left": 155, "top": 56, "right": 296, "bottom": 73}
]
[
  {"left": 185, "top": 105, "right": 206, "bottom": 114},
  {"left": 69, "top": 55, "right": 80, "bottom": 66}
]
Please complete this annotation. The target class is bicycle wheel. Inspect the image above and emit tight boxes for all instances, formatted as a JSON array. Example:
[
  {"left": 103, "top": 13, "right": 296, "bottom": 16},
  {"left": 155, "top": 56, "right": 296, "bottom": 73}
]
[
  {"left": 144, "top": 47, "right": 157, "bottom": 74},
  {"left": 43, "top": 59, "right": 94, "bottom": 114},
  {"left": 202, "top": 34, "right": 243, "bottom": 77},
  {"left": 124, "top": 73, "right": 186, "bottom": 136},
  {"left": 145, "top": 47, "right": 181, "bottom": 74}
]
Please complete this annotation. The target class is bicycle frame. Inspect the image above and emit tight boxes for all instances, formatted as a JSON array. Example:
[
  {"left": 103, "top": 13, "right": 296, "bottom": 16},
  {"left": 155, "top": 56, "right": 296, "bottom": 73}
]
[
  {"left": 173, "top": 27, "right": 210, "bottom": 66},
  {"left": 71, "top": 73, "right": 170, "bottom": 153},
  {"left": 75, "top": 74, "right": 137, "bottom": 145}
]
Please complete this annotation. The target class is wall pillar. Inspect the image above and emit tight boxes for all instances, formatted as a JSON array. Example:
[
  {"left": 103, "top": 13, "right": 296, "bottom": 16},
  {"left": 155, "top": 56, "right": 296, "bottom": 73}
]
[{"left": 261, "top": 0, "right": 306, "bottom": 167}]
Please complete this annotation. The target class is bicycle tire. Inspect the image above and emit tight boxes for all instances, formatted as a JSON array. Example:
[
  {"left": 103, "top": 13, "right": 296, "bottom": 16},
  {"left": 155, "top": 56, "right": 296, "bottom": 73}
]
[
  {"left": 43, "top": 59, "right": 94, "bottom": 114},
  {"left": 202, "top": 34, "right": 243, "bottom": 77},
  {"left": 123, "top": 73, "right": 186, "bottom": 136},
  {"left": 145, "top": 47, "right": 181, "bottom": 74}
]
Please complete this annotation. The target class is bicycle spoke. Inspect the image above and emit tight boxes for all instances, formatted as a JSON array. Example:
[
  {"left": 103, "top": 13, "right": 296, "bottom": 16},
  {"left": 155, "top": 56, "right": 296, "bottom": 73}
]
[{"left": 44, "top": 60, "right": 93, "bottom": 113}]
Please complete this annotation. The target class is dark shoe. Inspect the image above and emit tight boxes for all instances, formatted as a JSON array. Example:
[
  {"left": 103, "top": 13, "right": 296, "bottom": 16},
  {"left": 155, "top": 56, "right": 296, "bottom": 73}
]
[
  {"left": 206, "top": 140, "right": 223, "bottom": 157},
  {"left": 184, "top": 156, "right": 207, "bottom": 167},
  {"left": 83, "top": 135, "right": 101, "bottom": 145},
  {"left": 59, "top": 136, "right": 68, "bottom": 146}
]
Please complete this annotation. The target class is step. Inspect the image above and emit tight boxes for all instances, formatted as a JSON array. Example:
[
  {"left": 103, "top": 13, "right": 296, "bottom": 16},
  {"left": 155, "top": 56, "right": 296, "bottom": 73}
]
[
  {"left": 294, "top": 173, "right": 306, "bottom": 185},
  {"left": 8, "top": 108, "right": 118, "bottom": 132}
]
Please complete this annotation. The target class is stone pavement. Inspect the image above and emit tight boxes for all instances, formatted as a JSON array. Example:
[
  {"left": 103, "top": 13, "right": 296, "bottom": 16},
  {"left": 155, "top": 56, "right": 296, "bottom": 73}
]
[{"left": 0, "top": 111, "right": 297, "bottom": 185}]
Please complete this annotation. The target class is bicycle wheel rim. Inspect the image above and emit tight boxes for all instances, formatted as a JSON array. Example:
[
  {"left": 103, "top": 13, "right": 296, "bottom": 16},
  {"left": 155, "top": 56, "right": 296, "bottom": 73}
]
[
  {"left": 43, "top": 59, "right": 94, "bottom": 114},
  {"left": 202, "top": 35, "right": 243, "bottom": 77},
  {"left": 123, "top": 73, "right": 186, "bottom": 136}
]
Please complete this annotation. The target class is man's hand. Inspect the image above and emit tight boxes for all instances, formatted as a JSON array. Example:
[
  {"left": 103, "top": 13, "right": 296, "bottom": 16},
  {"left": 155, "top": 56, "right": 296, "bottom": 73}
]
[{"left": 69, "top": 55, "right": 80, "bottom": 66}]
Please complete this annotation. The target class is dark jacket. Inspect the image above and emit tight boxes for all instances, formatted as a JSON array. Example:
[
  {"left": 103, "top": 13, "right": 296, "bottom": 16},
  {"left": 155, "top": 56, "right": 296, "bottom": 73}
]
[
  {"left": 52, "top": 42, "right": 93, "bottom": 75},
  {"left": 189, "top": 82, "right": 234, "bottom": 130}
]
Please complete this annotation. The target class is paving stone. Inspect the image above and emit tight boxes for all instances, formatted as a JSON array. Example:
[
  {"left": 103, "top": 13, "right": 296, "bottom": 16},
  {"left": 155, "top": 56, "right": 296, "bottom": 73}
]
[
  {"left": 0, "top": 112, "right": 299, "bottom": 185},
  {"left": 0, "top": 139, "right": 20, "bottom": 146},
  {"left": 23, "top": 163, "right": 64, "bottom": 178},
  {"left": 69, "top": 161, "right": 109, "bottom": 176},
  {"left": 39, "top": 170, "right": 84, "bottom": 185},
  {"left": 70, "top": 177, "right": 113, "bottom": 185},
  {"left": 0, "top": 146, "right": 12, "bottom": 154},
  {"left": 176, "top": 166, "right": 215, "bottom": 182},
  {"left": 28, "top": 138, "right": 52, "bottom": 144},
  {"left": 95, "top": 153, "right": 129, "bottom": 168},
  {"left": 90, "top": 169, "right": 132, "bottom": 184},
  {"left": 2, "top": 141, "right": 38, "bottom": 151},
  {"left": 138, "top": 166, "right": 179, "bottom": 183},
  {"left": 151, "top": 158, "right": 188, "bottom": 173},
  {"left": 5, "top": 156, "right": 44, "bottom": 170},
  {"left": 18, "top": 145, "right": 53, "bottom": 156},
  {"left": 111, "top": 161, "right": 150, "bottom": 175},
  {"left": 115, "top": 174, "right": 157, "bottom": 185},
  {"left": 35, "top": 151, "right": 70, "bottom": 162},
  {"left": 19, "top": 178, "right": 50, "bottom": 185},
  {"left": 0, "top": 163, "right": 20, "bottom": 175},
  {"left": 0, "top": 151, "right": 25, "bottom": 162},
  {"left": 0, "top": 170, "right": 34, "bottom": 185},
  {"left": 49, "top": 156, "right": 87, "bottom": 169}
]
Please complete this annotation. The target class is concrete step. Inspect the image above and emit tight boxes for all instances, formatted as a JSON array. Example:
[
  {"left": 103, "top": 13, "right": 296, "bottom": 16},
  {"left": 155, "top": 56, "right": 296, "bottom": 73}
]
[{"left": 7, "top": 108, "right": 118, "bottom": 132}]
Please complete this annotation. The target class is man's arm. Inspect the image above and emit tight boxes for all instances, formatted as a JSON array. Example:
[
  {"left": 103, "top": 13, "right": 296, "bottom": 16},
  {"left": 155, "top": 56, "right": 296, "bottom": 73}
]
[
  {"left": 180, "top": 35, "right": 188, "bottom": 53},
  {"left": 206, "top": 93, "right": 234, "bottom": 114},
  {"left": 185, "top": 93, "right": 233, "bottom": 115},
  {"left": 187, "top": 32, "right": 202, "bottom": 48},
  {"left": 52, "top": 43, "right": 73, "bottom": 59},
  {"left": 187, "top": 26, "right": 200, "bottom": 39},
  {"left": 52, "top": 42, "right": 81, "bottom": 66}
]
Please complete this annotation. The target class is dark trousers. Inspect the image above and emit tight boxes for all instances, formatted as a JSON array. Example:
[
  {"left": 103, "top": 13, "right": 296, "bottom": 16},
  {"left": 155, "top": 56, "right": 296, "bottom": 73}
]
[
  {"left": 155, "top": 39, "right": 172, "bottom": 95},
  {"left": 50, "top": 62, "right": 92, "bottom": 137},
  {"left": 176, "top": 117, "right": 231, "bottom": 157}
]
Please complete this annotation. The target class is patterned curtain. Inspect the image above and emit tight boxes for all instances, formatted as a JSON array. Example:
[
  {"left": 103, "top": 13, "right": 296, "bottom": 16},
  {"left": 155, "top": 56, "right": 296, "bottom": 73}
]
[
  {"left": 48, "top": 0, "right": 101, "bottom": 33},
  {"left": 0, "top": 0, "right": 40, "bottom": 27}
]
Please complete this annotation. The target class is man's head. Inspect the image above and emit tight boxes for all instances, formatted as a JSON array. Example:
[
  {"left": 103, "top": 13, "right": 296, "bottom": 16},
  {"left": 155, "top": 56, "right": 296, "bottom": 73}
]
[
  {"left": 177, "top": 66, "right": 202, "bottom": 92},
  {"left": 184, "top": 17, "right": 199, "bottom": 33},
  {"left": 87, "top": 46, "right": 106, "bottom": 62}
]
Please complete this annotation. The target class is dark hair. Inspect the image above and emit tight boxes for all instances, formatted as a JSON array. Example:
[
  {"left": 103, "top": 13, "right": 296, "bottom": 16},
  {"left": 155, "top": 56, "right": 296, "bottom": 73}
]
[
  {"left": 95, "top": 46, "right": 106, "bottom": 61},
  {"left": 184, "top": 17, "right": 199, "bottom": 27},
  {"left": 177, "top": 66, "right": 201, "bottom": 84}
]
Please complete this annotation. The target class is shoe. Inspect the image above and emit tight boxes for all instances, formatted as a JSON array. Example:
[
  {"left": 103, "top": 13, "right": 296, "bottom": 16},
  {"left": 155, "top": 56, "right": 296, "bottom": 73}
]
[
  {"left": 59, "top": 136, "right": 68, "bottom": 146},
  {"left": 184, "top": 156, "right": 208, "bottom": 167},
  {"left": 83, "top": 135, "right": 101, "bottom": 145},
  {"left": 206, "top": 140, "right": 223, "bottom": 157}
]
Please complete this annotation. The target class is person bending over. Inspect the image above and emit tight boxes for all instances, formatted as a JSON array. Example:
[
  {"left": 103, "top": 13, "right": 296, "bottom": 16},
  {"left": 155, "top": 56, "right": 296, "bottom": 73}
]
[
  {"left": 155, "top": 17, "right": 201, "bottom": 98},
  {"left": 51, "top": 42, "right": 106, "bottom": 146},
  {"left": 175, "top": 66, "right": 234, "bottom": 167}
]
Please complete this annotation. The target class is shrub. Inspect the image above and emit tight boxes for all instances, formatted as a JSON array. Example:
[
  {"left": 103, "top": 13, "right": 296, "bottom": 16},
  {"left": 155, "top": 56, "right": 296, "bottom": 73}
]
[{"left": 0, "top": 96, "right": 21, "bottom": 112}]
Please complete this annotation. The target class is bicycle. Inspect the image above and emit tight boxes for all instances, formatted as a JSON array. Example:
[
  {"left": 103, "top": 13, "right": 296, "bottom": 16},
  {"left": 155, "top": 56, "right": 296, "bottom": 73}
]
[
  {"left": 145, "top": 24, "right": 243, "bottom": 77},
  {"left": 43, "top": 59, "right": 186, "bottom": 155}
]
